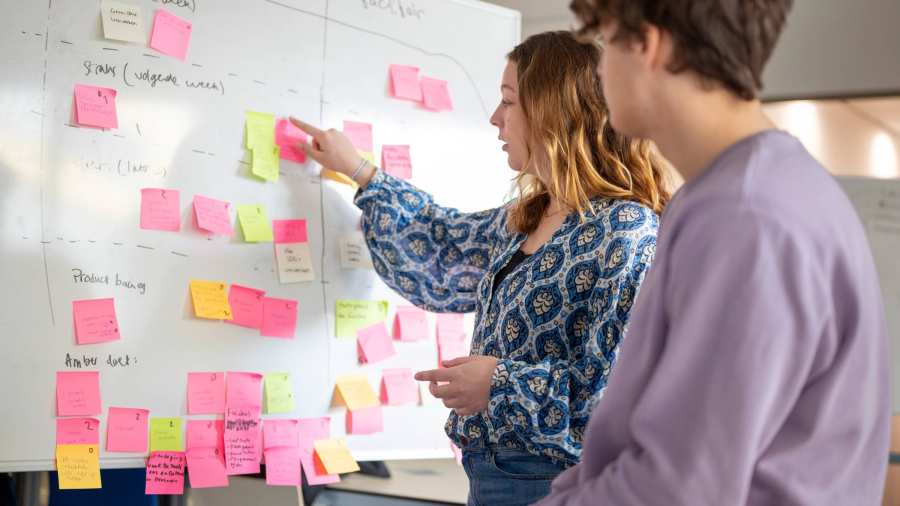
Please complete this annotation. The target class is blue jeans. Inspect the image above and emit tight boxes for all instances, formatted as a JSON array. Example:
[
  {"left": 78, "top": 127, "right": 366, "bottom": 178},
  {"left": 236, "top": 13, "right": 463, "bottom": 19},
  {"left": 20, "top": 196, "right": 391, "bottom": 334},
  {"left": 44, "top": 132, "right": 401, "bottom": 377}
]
[{"left": 462, "top": 448, "right": 566, "bottom": 506}]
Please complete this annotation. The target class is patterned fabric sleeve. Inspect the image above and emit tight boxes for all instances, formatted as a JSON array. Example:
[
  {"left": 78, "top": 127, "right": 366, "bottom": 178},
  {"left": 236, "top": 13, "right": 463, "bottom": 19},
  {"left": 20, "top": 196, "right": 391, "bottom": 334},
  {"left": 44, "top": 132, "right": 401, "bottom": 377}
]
[
  {"left": 354, "top": 170, "right": 507, "bottom": 313},
  {"left": 487, "top": 218, "right": 659, "bottom": 463}
]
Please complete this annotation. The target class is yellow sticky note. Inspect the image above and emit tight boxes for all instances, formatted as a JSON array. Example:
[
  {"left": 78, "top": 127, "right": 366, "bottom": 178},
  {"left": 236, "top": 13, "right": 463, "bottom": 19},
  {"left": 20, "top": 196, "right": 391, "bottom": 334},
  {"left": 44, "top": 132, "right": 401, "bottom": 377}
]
[
  {"left": 321, "top": 168, "right": 357, "bottom": 187},
  {"left": 331, "top": 375, "right": 379, "bottom": 410},
  {"left": 189, "top": 280, "right": 233, "bottom": 320},
  {"left": 149, "top": 417, "right": 183, "bottom": 452},
  {"left": 245, "top": 110, "right": 275, "bottom": 150},
  {"left": 264, "top": 372, "right": 295, "bottom": 414},
  {"left": 237, "top": 204, "right": 274, "bottom": 242},
  {"left": 335, "top": 299, "right": 389, "bottom": 339},
  {"left": 251, "top": 145, "right": 280, "bottom": 183},
  {"left": 56, "top": 444, "right": 101, "bottom": 489},
  {"left": 314, "top": 438, "right": 360, "bottom": 474}
]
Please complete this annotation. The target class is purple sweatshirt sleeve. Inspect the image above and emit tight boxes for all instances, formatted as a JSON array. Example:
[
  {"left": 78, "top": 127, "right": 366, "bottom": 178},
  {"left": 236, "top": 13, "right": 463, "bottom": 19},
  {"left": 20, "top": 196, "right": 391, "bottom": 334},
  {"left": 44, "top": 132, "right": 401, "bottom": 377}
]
[{"left": 537, "top": 207, "right": 827, "bottom": 504}]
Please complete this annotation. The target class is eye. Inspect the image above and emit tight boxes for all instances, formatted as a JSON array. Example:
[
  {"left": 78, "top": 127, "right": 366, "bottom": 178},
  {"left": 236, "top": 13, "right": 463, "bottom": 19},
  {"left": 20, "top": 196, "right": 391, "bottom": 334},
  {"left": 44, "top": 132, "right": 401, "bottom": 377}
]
[{"left": 501, "top": 99, "right": 513, "bottom": 107}]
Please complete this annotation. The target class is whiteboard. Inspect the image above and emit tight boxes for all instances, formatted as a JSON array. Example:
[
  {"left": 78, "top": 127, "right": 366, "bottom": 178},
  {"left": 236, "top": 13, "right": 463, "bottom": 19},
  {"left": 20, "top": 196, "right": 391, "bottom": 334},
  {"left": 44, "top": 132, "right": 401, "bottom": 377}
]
[
  {"left": 838, "top": 177, "right": 900, "bottom": 412},
  {"left": 0, "top": 0, "right": 519, "bottom": 472}
]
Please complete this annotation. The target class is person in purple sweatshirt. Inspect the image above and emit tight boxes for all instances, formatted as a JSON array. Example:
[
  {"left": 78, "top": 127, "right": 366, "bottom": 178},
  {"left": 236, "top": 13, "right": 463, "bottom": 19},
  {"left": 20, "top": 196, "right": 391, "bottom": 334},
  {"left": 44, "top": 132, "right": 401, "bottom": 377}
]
[{"left": 536, "top": 1, "right": 892, "bottom": 504}]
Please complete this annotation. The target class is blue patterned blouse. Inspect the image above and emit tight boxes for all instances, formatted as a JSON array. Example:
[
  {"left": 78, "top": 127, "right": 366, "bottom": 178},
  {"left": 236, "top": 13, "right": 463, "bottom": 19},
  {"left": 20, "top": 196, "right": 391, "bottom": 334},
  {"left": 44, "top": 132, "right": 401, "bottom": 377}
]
[{"left": 354, "top": 170, "right": 659, "bottom": 465}]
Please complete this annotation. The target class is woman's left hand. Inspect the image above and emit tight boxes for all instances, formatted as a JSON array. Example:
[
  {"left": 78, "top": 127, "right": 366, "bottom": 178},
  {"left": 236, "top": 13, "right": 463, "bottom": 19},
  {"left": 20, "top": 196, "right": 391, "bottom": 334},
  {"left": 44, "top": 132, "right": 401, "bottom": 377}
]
[{"left": 415, "top": 356, "right": 499, "bottom": 416}]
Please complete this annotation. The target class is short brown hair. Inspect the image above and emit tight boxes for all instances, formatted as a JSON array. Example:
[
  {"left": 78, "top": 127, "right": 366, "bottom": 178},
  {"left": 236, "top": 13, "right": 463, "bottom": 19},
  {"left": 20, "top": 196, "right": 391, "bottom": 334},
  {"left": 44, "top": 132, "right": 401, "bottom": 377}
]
[
  {"left": 569, "top": 0, "right": 793, "bottom": 100},
  {"left": 506, "top": 31, "right": 671, "bottom": 234}
]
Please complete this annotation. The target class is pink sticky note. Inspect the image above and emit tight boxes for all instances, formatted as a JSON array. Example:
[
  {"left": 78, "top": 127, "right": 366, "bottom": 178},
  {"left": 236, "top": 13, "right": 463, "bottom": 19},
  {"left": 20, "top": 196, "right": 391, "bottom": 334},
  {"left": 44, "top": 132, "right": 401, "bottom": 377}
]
[
  {"left": 421, "top": 76, "right": 454, "bottom": 111},
  {"left": 436, "top": 313, "right": 466, "bottom": 342},
  {"left": 56, "top": 418, "right": 100, "bottom": 445},
  {"left": 380, "top": 368, "right": 418, "bottom": 405},
  {"left": 106, "top": 407, "right": 149, "bottom": 452},
  {"left": 264, "top": 419, "right": 299, "bottom": 450},
  {"left": 72, "top": 298, "right": 120, "bottom": 345},
  {"left": 146, "top": 451, "right": 186, "bottom": 495},
  {"left": 140, "top": 188, "right": 181, "bottom": 231},
  {"left": 272, "top": 219, "right": 308, "bottom": 244},
  {"left": 343, "top": 121, "right": 373, "bottom": 152},
  {"left": 73, "top": 84, "right": 118, "bottom": 129},
  {"left": 193, "top": 195, "right": 232, "bottom": 236},
  {"left": 227, "top": 285, "right": 265, "bottom": 329},
  {"left": 187, "top": 372, "right": 226, "bottom": 415},
  {"left": 389, "top": 64, "right": 423, "bottom": 101},
  {"left": 393, "top": 306, "right": 427, "bottom": 341},
  {"left": 261, "top": 297, "right": 298, "bottom": 339},
  {"left": 357, "top": 322, "right": 396, "bottom": 364},
  {"left": 438, "top": 336, "right": 468, "bottom": 366},
  {"left": 264, "top": 447, "right": 302, "bottom": 486},
  {"left": 297, "top": 417, "right": 340, "bottom": 485},
  {"left": 57, "top": 371, "right": 101, "bottom": 416},
  {"left": 275, "top": 119, "right": 308, "bottom": 164},
  {"left": 186, "top": 447, "right": 229, "bottom": 488},
  {"left": 149, "top": 9, "right": 192, "bottom": 61},
  {"left": 226, "top": 372, "right": 263, "bottom": 410},
  {"left": 381, "top": 145, "right": 412, "bottom": 180},
  {"left": 224, "top": 407, "right": 262, "bottom": 475},
  {"left": 187, "top": 419, "right": 225, "bottom": 451},
  {"left": 346, "top": 406, "right": 384, "bottom": 435},
  {"left": 451, "top": 442, "right": 462, "bottom": 464}
]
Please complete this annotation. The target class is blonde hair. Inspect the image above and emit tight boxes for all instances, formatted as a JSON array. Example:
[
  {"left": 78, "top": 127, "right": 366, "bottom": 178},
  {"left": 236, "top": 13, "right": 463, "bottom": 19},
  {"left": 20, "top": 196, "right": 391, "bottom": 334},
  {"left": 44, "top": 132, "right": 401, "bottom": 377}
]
[{"left": 507, "top": 31, "right": 670, "bottom": 234}]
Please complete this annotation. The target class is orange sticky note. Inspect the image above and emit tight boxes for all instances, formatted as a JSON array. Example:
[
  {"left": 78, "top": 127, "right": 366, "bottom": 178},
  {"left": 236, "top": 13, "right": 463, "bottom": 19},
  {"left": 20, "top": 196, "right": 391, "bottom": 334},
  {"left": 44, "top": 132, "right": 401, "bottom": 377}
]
[
  {"left": 189, "top": 280, "right": 232, "bottom": 320},
  {"left": 346, "top": 406, "right": 383, "bottom": 435},
  {"left": 380, "top": 368, "right": 418, "bottom": 405},
  {"left": 421, "top": 76, "right": 453, "bottom": 111},
  {"left": 186, "top": 446, "right": 229, "bottom": 488},
  {"left": 145, "top": 451, "right": 186, "bottom": 495},
  {"left": 56, "top": 418, "right": 100, "bottom": 445},
  {"left": 226, "top": 285, "right": 265, "bottom": 329},
  {"left": 73, "top": 84, "right": 118, "bottom": 129},
  {"left": 226, "top": 372, "right": 263, "bottom": 410},
  {"left": 186, "top": 419, "right": 224, "bottom": 450},
  {"left": 343, "top": 121, "right": 373, "bottom": 152},
  {"left": 298, "top": 417, "right": 340, "bottom": 485},
  {"left": 321, "top": 168, "right": 357, "bottom": 187},
  {"left": 187, "top": 372, "right": 226, "bottom": 415},
  {"left": 72, "top": 298, "right": 120, "bottom": 345},
  {"left": 356, "top": 322, "right": 396, "bottom": 364},
  {"left": 393, "top": 306, "right": 427, "bottom": 341},
  {"left": 313, "top": 439, "right": 359, "bottom": 474},
  {"left": 193, "top": 195, "right": 232, "bottom": 236},
  {"left": 261, "top": 297, "right": 298, "bottom": 339},
  {"left": 381, "top": 145, "right": 412, "bottom": 179},
  {"left": 140, "top": 188, "right": 181, "bottom": 231},
  {"left": 389, "top": 64, "right": 422, "bottom": 101},
  {"left": 263, "top": 419, "right": 299, "bottom": 450},
  {"left": 106, "top": 407, "right": 149, "bottom": 452},
  {"left": 56, "top": 444, "right": 101, "bottom": 489},
  {"left": 275, "top": 118, "right": 307, "bottom": 164},
  {"left": 331, "top": 375, "right": 379, "bottom": 410},
  {"left": 149, "top": 9, "right": 191, "bottom": 61},
  {"left": 57, "top": 371, "right": 101, "bottom": 416}
]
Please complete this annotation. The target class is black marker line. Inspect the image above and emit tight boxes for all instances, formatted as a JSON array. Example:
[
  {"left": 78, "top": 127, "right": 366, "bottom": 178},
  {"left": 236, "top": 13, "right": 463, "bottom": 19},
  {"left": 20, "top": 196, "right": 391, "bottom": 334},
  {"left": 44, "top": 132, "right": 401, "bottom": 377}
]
[
  {"left": 60, "top": 40, "right": 72, "bottom": 44},
  {"left": 171, "top": 251, "right": 189, "bottom": 257},
  {"left": 142, "top": 53, "right": 160, "bottom": 58},
  {"left": 136, "top": 244, "right": 155, "bottom": 250}
]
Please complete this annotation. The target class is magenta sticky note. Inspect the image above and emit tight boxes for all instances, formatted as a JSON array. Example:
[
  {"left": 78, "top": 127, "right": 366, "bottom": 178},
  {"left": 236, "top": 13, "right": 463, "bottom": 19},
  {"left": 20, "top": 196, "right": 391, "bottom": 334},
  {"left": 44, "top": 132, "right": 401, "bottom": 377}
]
[
  {"left": 146, "top": 451, "right": 186, "bottom": 495},
  {"left": 56, "top": 417, "right": 100, "bottom": 445},
  {"left": 186, "top": 446, "right": 229, "bottom": 488},
  {"left": 436, "top": 313, "right": 465, "bottom": 342},
  {"left": 193, "top": 195, "right": 232, "bottom": 236},
  {"left": 272, "top": 219, "right": 308, "bottom": 244},
  {"left": 106, "top": 407, "right": 149, "bottom": 452},
  {"left": 356, "top": 321, "right": 396, "bottom": 364},
  {"left": 72, "top": 298, "right": 120, "bottom": 345},
  {"left": 421, "top": 76, "right": 453, "bottom": 111},
  {"left": 346, "top": 406, "right": 384, "bottom": 435},
  {"left": 438, "top": 336, "right": 468, "bottom": 366},
  {"left": 275, "top": 119, "right": 308, "bottom": 164},
  {"left": 381, "top": 145, "right": 412, "bottom": 180},
  {"left": 389, "top": 64, "right": 422, "bottom": 101},
  {"left": 140, "top": 188, "right": 181, "bottom": 231},
  {"left": 187, "top": 372, "right": 226, "bottom": 415},
  {"left": 343, "top": 120, "right": 373, "bottom": 152},
  {"left": 57, "top": 371, "right": 101, "bottom": 416},
  {"left": 149, "top": 9, "right": 192, "bottom": 61},
  {"left": 187, "top": 419, "right": 225, "bottom": 451},
  {"left": 379, "top": 368, "right": 418, "bottom": 405},
  {"left": 393, "top": 306, "right": 427, "bottom": 341},
  {"left": 261, "top": 297, "right": 298, "bottom": 339},
  {"left": 297, "top": 417, "right": 340, "bottom": 485},
  {"left": 226, "top": 285, "right": 265, "bottom": 330},
  {"left": 226, "top": 372, "right": 263, "bottom": 410},
  {"left": 264, "top": 419, "right": 299, "bottom": 450},
  {"left": 264, "top": 447, "right": 302, "bottom": 486},
  {"left": 224, "top": 407, "right": 262, "bottom": 475},
  {"left": 73, "top": 84, "right": 118, "bottom": 129}
]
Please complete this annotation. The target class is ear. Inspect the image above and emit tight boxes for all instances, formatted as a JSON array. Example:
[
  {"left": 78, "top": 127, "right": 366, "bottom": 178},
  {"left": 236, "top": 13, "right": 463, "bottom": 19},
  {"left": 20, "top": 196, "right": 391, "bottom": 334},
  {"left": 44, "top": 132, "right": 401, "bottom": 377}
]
[{"left": 639, "top": 24, "right": 671, "bottom": 72}]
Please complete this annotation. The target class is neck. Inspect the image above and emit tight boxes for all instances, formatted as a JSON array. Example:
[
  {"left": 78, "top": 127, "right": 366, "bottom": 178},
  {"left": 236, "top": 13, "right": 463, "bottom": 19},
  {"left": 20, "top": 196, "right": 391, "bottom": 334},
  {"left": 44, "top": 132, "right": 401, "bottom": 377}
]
[{"left": 650, "top": 88, "right": 776, "bottom": 183}]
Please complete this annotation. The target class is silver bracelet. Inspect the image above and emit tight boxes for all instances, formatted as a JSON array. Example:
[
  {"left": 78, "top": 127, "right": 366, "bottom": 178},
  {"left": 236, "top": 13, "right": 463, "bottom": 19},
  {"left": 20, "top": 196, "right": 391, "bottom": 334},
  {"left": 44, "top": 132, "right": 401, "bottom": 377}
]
[{"left": 350, "top": 158, "right": 368, "bottom": 182}]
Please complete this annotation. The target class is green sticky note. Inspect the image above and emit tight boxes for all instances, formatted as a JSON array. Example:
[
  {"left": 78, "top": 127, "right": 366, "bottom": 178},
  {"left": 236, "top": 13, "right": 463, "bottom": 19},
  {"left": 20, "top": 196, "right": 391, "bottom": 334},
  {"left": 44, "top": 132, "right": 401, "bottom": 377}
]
[
  {"left": 149, "top": 417, "right": 183, "bottom": 452},
  {"left": 335, "top": 299, "right": 389, "bottom": 339},
  {"left": 237, "top": 204, "right": 274, "bottom": 242},
  {"left": 245, "top": 110, "right": 275, "bottom": 150},
  {"left": 264, "top": 372, "right": 295, "bottom": 414},
  {"left": 251, "top": 145, "right": 280, "bottom": 182}
]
